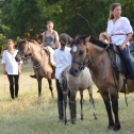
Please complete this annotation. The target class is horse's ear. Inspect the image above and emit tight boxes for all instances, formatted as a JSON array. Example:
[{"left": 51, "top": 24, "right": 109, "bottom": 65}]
[{"left": 85, "top": 36, "right": 91, "bottom": 43}]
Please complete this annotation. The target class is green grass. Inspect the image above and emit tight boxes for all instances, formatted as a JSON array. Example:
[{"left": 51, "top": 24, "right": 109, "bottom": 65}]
[{"left": 0, "top": 58, "right": 134, "bottom": 134}]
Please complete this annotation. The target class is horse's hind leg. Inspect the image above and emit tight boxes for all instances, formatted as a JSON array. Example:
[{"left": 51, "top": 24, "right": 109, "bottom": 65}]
[
  {"left": 80, "top": 90, "right": 84, "bottom": 120},
  {"left": 63, "top": 94, "right": 67, "bottom": 124},
  {"left": 111, "top": 94, "right": 121, "bottom": 131},
  {"left": 47, "top": 79, "right": 54, "bottom": 98},
  {"left": 100, "top": 91, "right": 114, "bottom": 130},
  {"left": 87, "top": 85, "right": 97, "bottom": 120}
]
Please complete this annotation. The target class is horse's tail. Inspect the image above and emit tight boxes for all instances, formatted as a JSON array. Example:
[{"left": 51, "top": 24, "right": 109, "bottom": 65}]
[{"left": 59, "top": 67, "right": 68, "bottom": 94}]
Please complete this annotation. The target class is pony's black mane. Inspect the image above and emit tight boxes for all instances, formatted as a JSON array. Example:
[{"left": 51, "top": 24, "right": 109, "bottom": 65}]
[
  {"left": 71, "top": 35, "right": 108, "bottom": 49},
  {"left": 89, "top": 36, "right": 107, "bottom": 48},
  {"left": 70, "top": 35, "right": 89, "bottom": 47}
]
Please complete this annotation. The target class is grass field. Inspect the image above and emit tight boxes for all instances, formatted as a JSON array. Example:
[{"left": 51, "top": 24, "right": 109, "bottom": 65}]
[{"left": 0, "top": 58, "right": 134, "bottom": 134}]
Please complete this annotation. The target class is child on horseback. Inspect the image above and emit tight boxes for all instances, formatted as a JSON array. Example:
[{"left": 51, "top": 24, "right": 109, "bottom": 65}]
[
  {"left": 107, "top": 3, "right": 134, "bottom": 91},
  {"left": 99, "top": 32, "right": 108, "bottom": 44}
]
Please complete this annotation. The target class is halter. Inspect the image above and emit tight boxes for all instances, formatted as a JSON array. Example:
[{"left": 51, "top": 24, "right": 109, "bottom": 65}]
[
  {"left": 72, "top": 45, "right": 89, "bottom": 71},
  {"left": 18, "top": 42, "right": 31, "bottom": 58},
  {"left": 18, "top": 41, "right": 44, "bottom": 68},
  {"left": 72, "top": 44, "right": 109, "bottom": 71}
]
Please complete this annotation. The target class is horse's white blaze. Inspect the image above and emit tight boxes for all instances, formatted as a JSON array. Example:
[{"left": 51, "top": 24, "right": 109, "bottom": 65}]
[{"left": 73, "top": 46, "right": 78, "bottom": 52}]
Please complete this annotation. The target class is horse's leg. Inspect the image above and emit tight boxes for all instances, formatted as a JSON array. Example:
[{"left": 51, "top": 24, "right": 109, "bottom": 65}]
[
  {"left": 47, "top": 77, "right": 54, "bottom": 98},
  {"left": 87, "top": 85, "right": 97, "bottom": 120},
  {"left": 63, "top": 93, "right": 67, "bottom": 124},
  {"left": 69, "top": 90, "right": 77, "bottom": 124},
  {"left": 111, "top": 94, "right": 121, "bottom": 131},
  {"left": 80, "top": 90, "right": 84, "bottom": 120},
  {"left": 37, "top": 77, "right": 42, "bottom": 97},
  {"left": 100, "top": 92, "right": 114, "bottom": 130}
]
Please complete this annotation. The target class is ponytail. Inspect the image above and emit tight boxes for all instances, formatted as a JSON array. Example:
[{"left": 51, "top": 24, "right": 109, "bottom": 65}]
[
  {"left": 60, "top": 40, "right": 66, "bottom": 50},
  {"left": 60, "top": 33, "right": 68, "bottom": 51},
  {"left": 108, "top": 3, "right": 121, "bottom": 21}
]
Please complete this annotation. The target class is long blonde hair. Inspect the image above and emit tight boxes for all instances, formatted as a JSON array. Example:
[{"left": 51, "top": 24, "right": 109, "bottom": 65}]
[{"left": 108, "top": 3, "right": 121, "bottom": 20}]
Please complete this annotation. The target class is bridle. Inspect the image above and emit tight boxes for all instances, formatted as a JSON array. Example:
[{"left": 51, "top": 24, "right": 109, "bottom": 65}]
[
  {"left": 72, "top": 44, "right": 110, "bottom": 71},
  {"left": 18, "top": 41, "right": 44, "bottom": 68},
  {"left": 72, "top": 45, "right": 89, "bottom": 71},
  {"left": 18, "top": 42, "right": 31, "bottom": 58}
]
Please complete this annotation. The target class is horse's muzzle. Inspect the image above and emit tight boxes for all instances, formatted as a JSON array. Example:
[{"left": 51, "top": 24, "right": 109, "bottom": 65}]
[
  {"left": 15, "top": 54, "right": 21, "bottom": 62},
  {"left": 69, "top": 68, "right": 80, "bottom": 77}
]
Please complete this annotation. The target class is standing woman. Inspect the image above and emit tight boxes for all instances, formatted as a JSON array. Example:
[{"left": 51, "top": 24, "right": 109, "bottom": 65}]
[
  {"left": 53, "top": 34, "right": 74, "bottom": 122},
  {"left": 107, "top": 3, "right": 134, "bottom": 91},
  {"left": 1, "top": 39, "right": 22, "bottom": 99}
]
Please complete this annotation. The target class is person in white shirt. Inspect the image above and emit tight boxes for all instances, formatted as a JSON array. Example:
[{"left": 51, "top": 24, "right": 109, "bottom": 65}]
[
  {"left": 1, "top": 39, "right": 22, "bottom": 99},
  {"left": 107, "top": 3, "right": 134, "bottom": 91},
  {"left": 53, "top": 34, "right": 72, "bottom": 122}
]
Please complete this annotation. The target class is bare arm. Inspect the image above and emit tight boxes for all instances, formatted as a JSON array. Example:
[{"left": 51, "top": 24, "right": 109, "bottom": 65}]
[
  {"left": 120, "top": 32, "right": 133, "bottom": 50},
  {"left": 3, "top": 63, "right": 7, "bottom": 74},
  {"left": 108, "top": 37, "right": 112, "bottom": 44},
  {"left": 54, "top": 31, "right": 60, "bottom": 48},
  {"left": 18, "top": 63, "right": 21, "bottom": 74}
]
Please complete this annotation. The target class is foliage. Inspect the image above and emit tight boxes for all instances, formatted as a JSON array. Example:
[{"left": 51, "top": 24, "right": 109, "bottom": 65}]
[{"left": 0, "top": 0, "right": 134, "bottom": 40}]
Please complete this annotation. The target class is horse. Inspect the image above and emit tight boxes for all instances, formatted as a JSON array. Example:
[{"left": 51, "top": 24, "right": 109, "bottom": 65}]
[
  {"left": 69, "top": 35, "right": 134, "bottom": 131},
  {"left": 15, "top": 39, "right": 54, "bottom": 98},
  {"left": 59, "top": 64, "right": 97, "bottom": 124}
]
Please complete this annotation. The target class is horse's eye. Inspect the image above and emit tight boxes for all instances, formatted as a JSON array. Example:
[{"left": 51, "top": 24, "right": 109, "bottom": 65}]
[{"left": 79, "top": 51, "right": 84, "bottom": 55}]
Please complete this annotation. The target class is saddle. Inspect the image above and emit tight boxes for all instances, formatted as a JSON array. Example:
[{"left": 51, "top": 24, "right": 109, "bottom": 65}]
[
  {"left": 112, "top": 44, "right": 134, "bottom": 76},
  {"left": 43, "top": 46, "right": 56, "bottom": 67}
]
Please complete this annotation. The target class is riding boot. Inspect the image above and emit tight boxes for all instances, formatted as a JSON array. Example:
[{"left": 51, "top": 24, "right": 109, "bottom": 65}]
[
  {"left": 58, "top": 101, "right": 64, "bottom": 122},
  {"left": 69, "top": 100, "right": 77, "bottom": 123},
  {"left": 30, "top": 74, "right": 36, "bottom": 78}
]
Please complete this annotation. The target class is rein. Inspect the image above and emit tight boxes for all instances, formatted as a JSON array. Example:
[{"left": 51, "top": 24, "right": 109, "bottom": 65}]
[
  {"left": 72, "top": 44, "right": 119, "bottom": 101},
  {"left": 72, "top": 45, "right": 109, "bottom": 71}
]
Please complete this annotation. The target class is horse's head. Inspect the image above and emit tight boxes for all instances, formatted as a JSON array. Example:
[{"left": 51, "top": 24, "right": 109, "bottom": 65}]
[
  {"left": 15, "top": 40, "right": 32, "bottom": 62},
  {"left": 69, "top": 35, "right": 108, "bottom": 77},
  {"left": 69, "top": 35, "right": 90, "bottom": 77}
]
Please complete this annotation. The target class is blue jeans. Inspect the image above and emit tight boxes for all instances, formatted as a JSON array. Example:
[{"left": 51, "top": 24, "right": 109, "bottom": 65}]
[{"left": 117, "top": 45, "right": 134, "bottom": 81}]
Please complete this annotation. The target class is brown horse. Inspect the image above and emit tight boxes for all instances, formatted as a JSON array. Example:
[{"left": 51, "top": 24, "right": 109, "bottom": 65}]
[
  {"left": 69, "top": 35, "right": 133, "bottom": 131},
  {"left": 15, "top": 40, "right": 54, "bottom": 98}
]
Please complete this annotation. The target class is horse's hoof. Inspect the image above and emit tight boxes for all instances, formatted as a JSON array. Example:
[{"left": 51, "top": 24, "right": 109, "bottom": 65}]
[
  {"left": 71, "top": 120, "right": 75, "bottom": 124},
  {"left": 65, "top": 121, "right": 67, "bottom": 125},
  {"left": 107, "top": 126, "right": 114, "bottom": 131},
  {"left": 94, "top": 117, "right": 98, "bottom": 120},
  {"left": 107, "top": 123, "right": 114, "bottom": 131},
  {"left": 113, "top": 124, "right": 121, "bottom": 132},
  {"left": 81, "top": 115, "right": 84, "bottom": 120},
  {"left": 81, "top": 118, "right": 84, "bottom": 120}
]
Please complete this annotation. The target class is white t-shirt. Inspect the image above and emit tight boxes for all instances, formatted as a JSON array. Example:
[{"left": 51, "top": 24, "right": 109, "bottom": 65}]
[
  {"left": 107, "top": 17, "right": 133, "bottom": 46},
  {"left": 53, "top": 46, "right": 72, "bottom": 79},
  {"left": 1, "top": 50, "right": 22, "bottom": 75}
]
